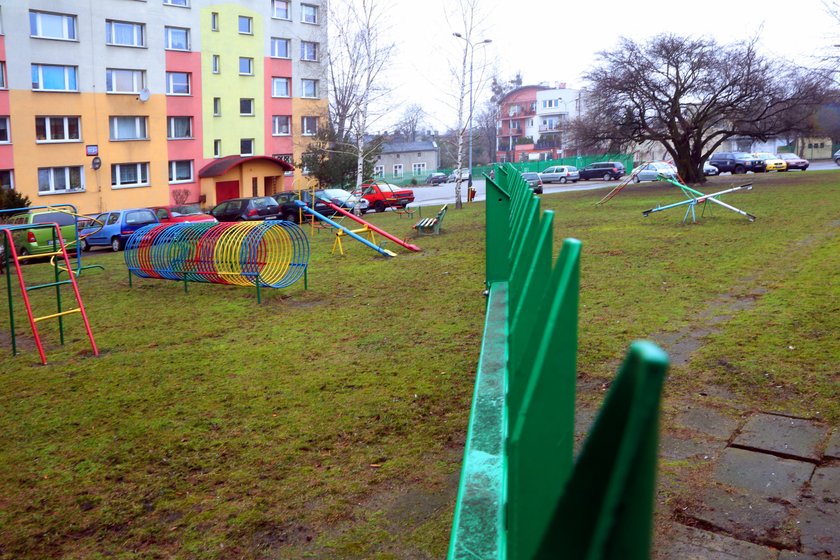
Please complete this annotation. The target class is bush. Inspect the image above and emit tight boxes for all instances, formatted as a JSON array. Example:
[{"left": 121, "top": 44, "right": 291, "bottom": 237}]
[
  {"left": 0, "top": 188, "right": 30, "bottom": 212},
  {"left": 410, "top": 178, "right": 418, "bottom": 185}
]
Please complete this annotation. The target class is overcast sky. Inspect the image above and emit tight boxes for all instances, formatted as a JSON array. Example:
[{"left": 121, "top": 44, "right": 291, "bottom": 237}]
[{"left": 369, "top": 0, "right": 840, "bottom": 132}]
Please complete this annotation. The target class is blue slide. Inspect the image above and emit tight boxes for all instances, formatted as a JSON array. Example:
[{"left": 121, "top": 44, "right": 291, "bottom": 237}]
[{"left": 293, "top": 201, "right": 397, "bottom": 257}]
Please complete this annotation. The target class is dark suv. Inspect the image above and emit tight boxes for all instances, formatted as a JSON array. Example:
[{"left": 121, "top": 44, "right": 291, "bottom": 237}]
[
  {"left": 579, "top": 162, "right": 625, "bottom": 181},
  {"left": 209, "top": 197, "right": 281, "bottom": 222},
  {"left": 708, "top": 152, "right": 766, "bottom": 174}
]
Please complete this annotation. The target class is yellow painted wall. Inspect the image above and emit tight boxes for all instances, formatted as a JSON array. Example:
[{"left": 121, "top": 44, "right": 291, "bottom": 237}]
[
  {"left": 199, "top": 159, "right": 288, "bottom": 207},
  {"left": 291, "top": 97, "right": 328, "bottom": 188}
]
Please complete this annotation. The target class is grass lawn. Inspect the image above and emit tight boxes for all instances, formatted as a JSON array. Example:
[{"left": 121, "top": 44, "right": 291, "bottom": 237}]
[{"left": 1, "top": 170, "right": 837, "bottom": 559}]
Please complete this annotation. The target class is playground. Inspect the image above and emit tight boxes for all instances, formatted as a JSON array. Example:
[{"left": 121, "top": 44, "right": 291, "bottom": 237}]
[{"left": 0, "top": 170, "right": 837, "bottom": 558}]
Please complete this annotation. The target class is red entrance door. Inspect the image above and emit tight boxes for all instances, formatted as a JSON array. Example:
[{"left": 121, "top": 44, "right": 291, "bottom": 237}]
[{"left": 215, "top": 181, "right": 239, "bottom": 203}]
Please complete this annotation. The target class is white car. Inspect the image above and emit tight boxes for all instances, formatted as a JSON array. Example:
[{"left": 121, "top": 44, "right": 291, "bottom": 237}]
[
  {"left": 540, "top": 165, "right": 579, "bottom": 184},
  {"left": 632, "top": 162, "right": 678, "bottom": 182},
  {"left": 703, "top": 162, "right": 720, "bottom": 176}
]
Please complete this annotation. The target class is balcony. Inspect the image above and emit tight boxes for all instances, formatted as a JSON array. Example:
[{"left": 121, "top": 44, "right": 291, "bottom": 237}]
[{"left": 539, "top": 124, "right": 562, "bottom": 133}]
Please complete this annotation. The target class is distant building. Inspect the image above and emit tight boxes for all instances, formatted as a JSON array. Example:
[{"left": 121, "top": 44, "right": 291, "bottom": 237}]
[{"left": 373, "top": 141, "right": 440, "bottom": 180}]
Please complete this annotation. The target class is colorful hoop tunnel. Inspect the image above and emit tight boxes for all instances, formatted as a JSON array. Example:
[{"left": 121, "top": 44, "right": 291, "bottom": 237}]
[{"left": 124, "top": 221, "right": 309, "bottom": 289}]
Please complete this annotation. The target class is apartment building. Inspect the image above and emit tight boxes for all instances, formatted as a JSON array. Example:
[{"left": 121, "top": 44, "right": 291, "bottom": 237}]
[{"left": 0, "top": 0, "right": 328, "bottom": 213}]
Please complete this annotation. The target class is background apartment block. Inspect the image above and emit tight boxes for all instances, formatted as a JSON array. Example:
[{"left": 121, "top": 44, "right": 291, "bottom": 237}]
[{"left": 0, "top": 0, "right": 328, "bottom": 214}]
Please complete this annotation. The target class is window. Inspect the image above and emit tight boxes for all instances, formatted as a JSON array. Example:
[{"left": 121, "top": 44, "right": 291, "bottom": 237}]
[
  {"left": 0, "top": 170, "right": 14, "bottom": 191},
  {"left": 165, "top": 27, "right": 190, "bottom": 50},
  {"left": 211, "top": 12, "right": 219, "bottom": 31},
  {"left": 30, "top": 10, "right": 77, "bottom": 41},
  {"left": 272, "top": 77, "right": 290, "bottom": 98},
  {"left": 239, "top": 57, "right": 253, "bottom": 75},
  {"left": 109, "top": 116, "right": 148, "bottom": 140},
  {"left": 212, "top": 55, "right": 220, "bottom": 74},
  {"left": 301, "top": 41, "right": 318, "bottom": 61},
  {"left": 38, "top": 166, "right": 84, "bottom": 194},
  {"left": 393, "top": 164, "right": 403, "bottom": 178},
  {"left": 31, "top": 64, "right": 78, "bottom": 92},
  {"left": 168, "top": 160, "right": 193, "bottom": 183},
  {"left": 213, "top": 139, "right": 221, "bottom": 158},
  {"left": 240, "top": 138, "right": 254, "bottom": 156},
  {"left": 167, "top": 117, "right": 192, "bottom": 139},
  {"left": 273, "top": 1, "right": 290, "bottom": 19},
  {"left": 35, "top": 116, "right": 80, "bottom": 142},
  {"left": 240, "top": 98, "right": 254, "bottom": 116},
  {"left": 301, "top": 79, "right": 318, "bottom": 98},
  {"left": 166, "top": 72, "right": 190, "bottom": 95},
  {"left": 273, "top": 154, "right": 294, "bottom": 175},
  {"left": 301, "top": 4, "right": 318, "bottom": 24},
  {"left": 163, "top": 0, "right": 189, "bottom": 6},
  {"left": 0, "top": 62, "right": 5, "bottom": 89},
  {"left": 0, "top": 116, "right": 9, "bottom": 144},
  {"left": 106, "top": 20, "right": 144, "bottom": 47},
  {"left": 213, "top": 97, "right": 221, "bottom": 116},
  {"left": 272, "top": 115, "right": 290, "bottom": 136},
  {"left": 271, "top": 37, "right": 290, "bottom": 58},
  {"left": 106, "top": 68, "right": 145, "bottom": 94},
  {"left": 301, "top": 116, "right": 318, "bottom": 136},
  {"left": 412, "top": 162, "right": 427, "bottom": 176},
  {"left": 373, "top": 165, "right": 384, "bottom": 178},
  {"left": 111, "top": 163, "right": 150, "bottom": 188},
  {"left": 238, "top": 16, "right": 252, "bottom": 34}
]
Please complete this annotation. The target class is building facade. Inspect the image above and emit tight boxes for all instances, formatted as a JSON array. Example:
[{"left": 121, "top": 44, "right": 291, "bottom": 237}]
[
  {"left": 374, "top": 141, "right": 440, "bottom": 181},
  {"left": 0, "top": 0, "right": 328, "bottom": 213}
]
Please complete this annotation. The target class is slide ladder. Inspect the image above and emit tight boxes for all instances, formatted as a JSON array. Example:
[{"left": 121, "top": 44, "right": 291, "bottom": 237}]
[{"left": 1, "top": 223, "right": 98, "bottom": 365}]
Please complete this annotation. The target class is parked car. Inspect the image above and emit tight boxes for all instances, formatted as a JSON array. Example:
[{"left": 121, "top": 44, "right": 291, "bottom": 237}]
[
  {"left": 150, "top": 204, "right": 217, "bottom": 224},
  {"left": 703, "top": 162, "right": 720, "bottom": 176},
  {"left": 353, "top": 182, "right": 415, "bottom": 212},
  {"left": 520, "top": 172, "right": 544, "bottom": 194},
  {"left": 752, "top": 152, "right": 786, "bottom": 172},
  {"left": 317, "top": 188, "right": 369, "bottom": 213},
  {"left": 540, "top": 165, "right": 579, "bottom": 184},
  {"left": 632, "top": 162, "right": 678, "bottom": 182},
  {"left": 579, "top": 162, "right": 625, "bottom": 181},
  {"left": 708, "top": 152, "right": 766, "bottom": 174},
  {"left": 272, "top": 191, "right": 333, "bottom": 222},
  {"left": 447, "top": 169, "right": 471, "bottom": 182},
  {"left": 834, "top": 149, "right": 840, "bottom": 166},
  {"left": 425, "top": 172, "right": 448, "bottom": 185},
  {"left": 776, "top": 153, "right": 809, "bottom": 171},
  {"left": 209, "top": 197, "right": 281, "bottom": 222},
  {"left": 2, "top": 209, "right": 80, "bottom": 257},
  {"left": 79, "top": 208, "right": 159, "bottom": 252}
]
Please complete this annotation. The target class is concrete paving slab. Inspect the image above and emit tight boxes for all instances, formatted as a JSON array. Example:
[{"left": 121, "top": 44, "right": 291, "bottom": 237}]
[
  {"left": 778, "top": 551, "right": 823, "bottom": 560},
  {"left": 674, "top": 406, "right": 740, "bottom": 439},
  {"left": 825, "top": 429, "right": 840, "bottom": 460},
  {"left": 713, "top": 448, "right": 815, "bottom": 502},
  {"left": 732, "top": 413, "right": 827, "bottom": 461},
  {"left": 809, "top": 464, "right": 840, "bottom": 501},
  {"left": 687, "top": 486, "right": 796, "bottom": 549},
  {"left": 797, "top": 503, "right": 840, "bottom": 557},
  {"left": 661, "top": 434, "right": 727, "bottom": 461},
  {"left": 658, "top": 524, "right": 777, "bottom": 560}
]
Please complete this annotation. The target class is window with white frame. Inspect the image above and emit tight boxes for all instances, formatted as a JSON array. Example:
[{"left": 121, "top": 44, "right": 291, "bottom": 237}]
[
  {"left": 240, "top": 138, "right": 254, "bottom": 156},
  {"left": 31, "top": 64, "right": 78, "bottom": 92},
  {"left": 273, "top": 154, "right": 294, "bottom": 175},
  {"left": 239, "top": 57, "right": 253, "bottom": 75},
  {"left": 300, "top": 41, "right": 318, "bottom": 61},
  {"left": 163, "top": 0, "right": 189, "bottom": 6},
  {"left": 0, "top": 117, "right": 9, "bottom": 143},
  {"left": 213, "top": 139, "right": 221, "bottom": 157},
  {"left": 212, "top": 55, "right": 220, "bottom": 74},
  {"left": 38, "top": 166, "right": 84, "bottom": 194},
  {"left": 166, "top": 72, "right": 190, "bottom": 95},
  {"left": 412, "top": 162, "right": 427, "bottom": 176},
  {"left": 0, "top": 62, "right": 5, "bottom": 89},
  {"left": 273, "top": 0, "right": 290, "bottom": 19},
  {"left": 373, "top": 165, "right": 384, "bottom": 178},
  {"left": 211, "top": 12, "right": 219, "bottom": 31},
  {"left": 238, "top": 16, "right": 252, "bottom": 34},
  {"left": 301, "top": 4, "right": 318, "bottom": 24},
  {"left": 240, "top": 98, "right": 254, "bottom": 116},
  {"left": 0, "top": 170, "right": 14, "bottom": 191},
  {"left": 168, "top": 160, "right": 193, "bottom": 183},
  {"left": 213, "top": 97, "right": 221, "bottom": 116},
  {"left": 301, "top": 116, "right": 318, "bottom": 136},
  {"left": 393, "top": 164, "right": 403, "bottom": 178},
  {"left": 105, "top": 20, "right": 144, "bottom": 47},
  {"left": 271, "top": 37, "right": 290, "bottom": 58},
  {"left": 301, "top": 79, "right": 318, "bottom": 98},
  {"left": 35, "top": 116, "right": 80, "bottom": 142},
  {"left": 272, "top": 77, "right": 290, "bottom": 98},
  {"left": 109, "top": 116, "right": 148, "bottom": 140},
  {"left": 165, "top": 26, "right": 190, "bottom": 50},
  {"left": 272, "top": 115, "right": 290, "bottom": 136},
  {"left": 106, "top": 68, "right": 145, "bottom": 94},
  {"left": 167, "top": 116, "right": 192, "bottom": 139},
  {"left": 111, "top": 162, "right": 150, "bottom": 188},
  {"left": 30, "top": 10, "right": 77, "bottom": 41}
]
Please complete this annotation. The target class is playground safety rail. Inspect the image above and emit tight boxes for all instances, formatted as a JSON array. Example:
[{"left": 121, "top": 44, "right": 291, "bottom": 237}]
[{"left": 448, "top": 163, "right": 669, "bottom": 559}]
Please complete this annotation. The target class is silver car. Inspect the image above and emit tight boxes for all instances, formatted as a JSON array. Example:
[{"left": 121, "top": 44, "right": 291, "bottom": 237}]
[
  {"left": 540, "top": 165, "right": 579, "bottom": 184},
  {"left": 632, "top": 162, "right": 678, "bottom": 182}
]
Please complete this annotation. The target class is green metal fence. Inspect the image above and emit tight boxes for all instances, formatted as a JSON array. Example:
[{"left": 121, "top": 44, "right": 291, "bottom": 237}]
[{"left": 448, "top": 163, "right": 669, "bottom": 559}]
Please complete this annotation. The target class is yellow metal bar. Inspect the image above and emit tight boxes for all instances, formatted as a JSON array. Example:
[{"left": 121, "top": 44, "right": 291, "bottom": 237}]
[
  {"left": 18, "top": 251, "right": 62, "bottom": 261},
  {"left": 34, "top": 308, "right": 81, "bottom": 322}
]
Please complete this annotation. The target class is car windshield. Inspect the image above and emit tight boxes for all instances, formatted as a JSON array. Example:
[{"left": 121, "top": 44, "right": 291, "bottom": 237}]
[
  {"left": 522, "top": 173, "right": 538, "bottom": 179},
  {"left": 778, "top": 154, "right": 799, "bottom": 160},
  {"left": 252, "top": 198, "right": 275, "bottom": 209},
  {"left": 169, "top": 204, "right": 202, "bottom": 216},
  {"left": 754, "top": 153, "right": 776, "bottom": 159},
  {"left": 733, "top": 152, "right": 754, "bottom": 159},
  {"left": 125, "top": 210, "right": 156, "bottom": 225},
  {"left": 322, "top": 189, "right": 350, "bottom": 199}
]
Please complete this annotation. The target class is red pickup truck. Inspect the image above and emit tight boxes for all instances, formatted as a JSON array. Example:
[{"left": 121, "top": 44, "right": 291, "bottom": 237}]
[{"left": 353, "top": 182, "right": 415, "bottom": 213}]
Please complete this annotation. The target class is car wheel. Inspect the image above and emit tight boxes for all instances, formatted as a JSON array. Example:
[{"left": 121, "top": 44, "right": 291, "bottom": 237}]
[
  {"left": 374, "top": 201, "right": 385, "bottom": 213},
  {"left": 82, "top": 239, "right": 90, "bottom": 252},
  {"left": 602, "top": 173, "right": 611, "bottom": 181},
  {"left": 559, "top": 177, "right": 567, "bottom": 184},
  {"left": 111, "top": 237, "right": 123, "bottom": 252},
  {"left": 734, "top": 165, "right": 745, "bottom": 174},
  {"left": 835, "top": 158, "right": 840, "bottom": 166},
  {"left": 634, "top": 176, "right": 641, "bottom": 183}
]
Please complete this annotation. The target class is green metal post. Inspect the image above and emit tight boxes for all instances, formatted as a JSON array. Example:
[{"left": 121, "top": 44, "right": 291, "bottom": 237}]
[{"left": 3, "top": 235, "right": 16, "bottom": 356}]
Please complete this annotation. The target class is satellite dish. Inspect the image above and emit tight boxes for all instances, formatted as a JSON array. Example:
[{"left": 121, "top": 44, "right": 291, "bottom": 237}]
[{"left": 137, "top": 88, "right": 151, "bottom": 102}]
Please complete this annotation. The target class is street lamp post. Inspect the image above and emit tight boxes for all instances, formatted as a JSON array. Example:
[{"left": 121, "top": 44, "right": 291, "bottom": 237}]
[{"left": 453, "top": 33, "right": 491, "bottom": 201}]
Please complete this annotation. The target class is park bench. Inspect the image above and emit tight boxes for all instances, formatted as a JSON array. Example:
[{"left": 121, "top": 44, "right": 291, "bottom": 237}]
[{"left": 412, "top": 204, "right": 447, "bottom": 236}]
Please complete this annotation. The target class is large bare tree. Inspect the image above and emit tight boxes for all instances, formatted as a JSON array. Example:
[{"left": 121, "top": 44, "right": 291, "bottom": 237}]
[
  {"left": 394, "top": 104, "right": 427, "bottom": 142},
  {"left": 578, "top": 34, "right": 833, "bottom": 183}
]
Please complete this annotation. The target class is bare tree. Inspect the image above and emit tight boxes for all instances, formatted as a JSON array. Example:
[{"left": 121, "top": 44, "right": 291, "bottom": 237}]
[
  {"left": 579, "top": 34, "right": 834, "bottom": 183},
  {"left": 395, "top": 104, "right": 427, "bottom": 142}
]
